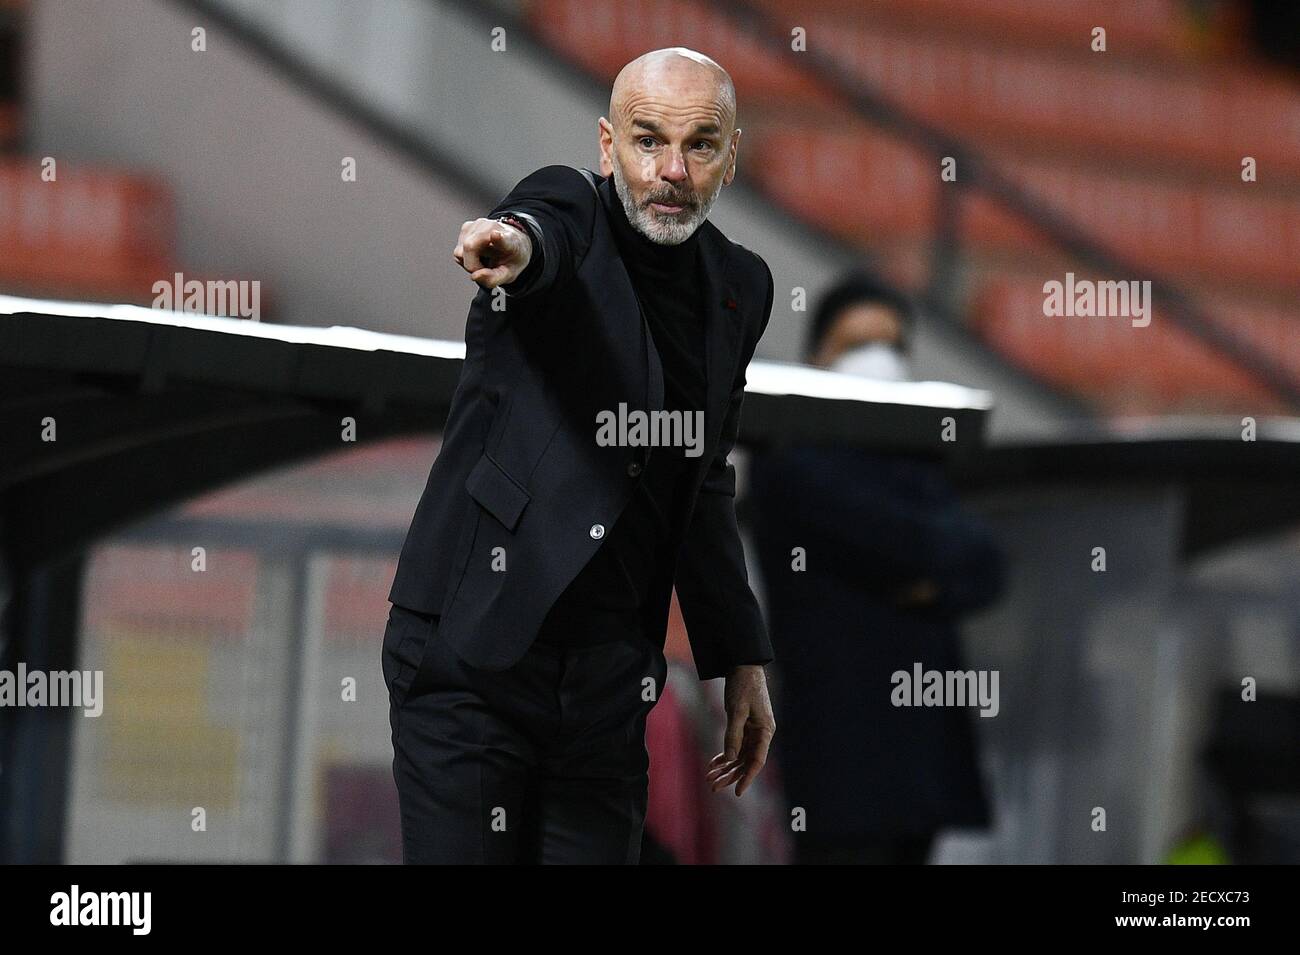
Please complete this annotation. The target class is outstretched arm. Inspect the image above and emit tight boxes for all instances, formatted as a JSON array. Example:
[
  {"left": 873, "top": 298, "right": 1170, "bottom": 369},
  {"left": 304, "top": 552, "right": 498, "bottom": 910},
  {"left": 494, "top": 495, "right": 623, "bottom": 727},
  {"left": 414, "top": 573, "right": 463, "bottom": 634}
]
[{"left": 458, "top": 165, "right": 599, "bottom": 299}]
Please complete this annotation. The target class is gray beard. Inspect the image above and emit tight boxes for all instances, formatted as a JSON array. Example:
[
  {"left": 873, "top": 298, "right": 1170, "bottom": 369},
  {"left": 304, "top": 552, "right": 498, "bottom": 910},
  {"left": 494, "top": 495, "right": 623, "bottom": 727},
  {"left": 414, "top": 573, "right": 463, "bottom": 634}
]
[{"left": 610, "top": 159, "right": 723, "bottom": 245}]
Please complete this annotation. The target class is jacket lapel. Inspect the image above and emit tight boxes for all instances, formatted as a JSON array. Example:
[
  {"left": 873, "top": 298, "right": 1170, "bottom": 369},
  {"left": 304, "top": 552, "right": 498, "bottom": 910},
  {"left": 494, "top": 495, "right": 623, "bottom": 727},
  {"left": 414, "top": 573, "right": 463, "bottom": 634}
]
[
  {"left": 696, "top": 225, "right": 743, "bottom": 453},
  {"left": 593, "top": 170, "right": 743, "bottom": 453}
]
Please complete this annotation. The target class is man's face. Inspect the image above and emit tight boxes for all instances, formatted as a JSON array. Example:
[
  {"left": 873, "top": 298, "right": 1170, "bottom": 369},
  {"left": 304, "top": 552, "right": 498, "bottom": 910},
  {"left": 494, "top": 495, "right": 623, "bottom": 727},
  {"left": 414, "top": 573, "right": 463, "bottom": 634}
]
[
  {"left": 812, "top": 303, "right": 905, "bottom": 367},
  {"left": 599, "top": 68, "right": 739, "bottom": 245}
]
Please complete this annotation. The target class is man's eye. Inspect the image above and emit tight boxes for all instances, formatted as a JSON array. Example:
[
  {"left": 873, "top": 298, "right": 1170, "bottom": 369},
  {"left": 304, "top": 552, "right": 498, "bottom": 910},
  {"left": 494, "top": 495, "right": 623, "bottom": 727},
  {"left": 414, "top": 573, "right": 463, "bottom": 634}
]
[
  {"left": 638, "top": 137, "right": 657, "bottom": 149},
  {"left": 693, "top": 141, "right": 713, "bottom": 151}
]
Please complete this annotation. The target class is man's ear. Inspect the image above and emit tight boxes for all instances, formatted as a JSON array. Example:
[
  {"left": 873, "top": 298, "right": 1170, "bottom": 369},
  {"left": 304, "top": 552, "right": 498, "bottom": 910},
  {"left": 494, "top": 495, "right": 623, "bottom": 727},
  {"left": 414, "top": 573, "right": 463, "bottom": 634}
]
[
  {"left": 723, "top": 127, "right": 741, "bottom": 186},
  {"left": 598, "top": 117, "right": 614, "bottom": 177}
]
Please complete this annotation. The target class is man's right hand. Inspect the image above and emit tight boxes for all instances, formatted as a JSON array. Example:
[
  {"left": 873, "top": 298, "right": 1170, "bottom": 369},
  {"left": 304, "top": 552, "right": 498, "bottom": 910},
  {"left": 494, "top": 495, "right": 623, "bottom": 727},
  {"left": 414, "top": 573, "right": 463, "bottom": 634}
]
[{"left": 453, "top": 217, "right": 532, "bottom": 289}]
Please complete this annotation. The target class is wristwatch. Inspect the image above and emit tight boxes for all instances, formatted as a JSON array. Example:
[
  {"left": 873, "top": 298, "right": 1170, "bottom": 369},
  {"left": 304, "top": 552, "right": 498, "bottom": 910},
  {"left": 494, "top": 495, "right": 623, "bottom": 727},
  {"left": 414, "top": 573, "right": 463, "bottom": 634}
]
[
  {"left": 492, "top": 213, "right": 542, "bottom": 294},
  {"left": 493, "top": 214, "right": 533, "bottom": 251}
]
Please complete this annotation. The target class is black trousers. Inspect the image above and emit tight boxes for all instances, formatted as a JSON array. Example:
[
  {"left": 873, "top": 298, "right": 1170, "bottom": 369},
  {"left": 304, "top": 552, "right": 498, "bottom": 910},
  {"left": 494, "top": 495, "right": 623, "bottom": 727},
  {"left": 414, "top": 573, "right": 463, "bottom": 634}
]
[
  {"left": 382, "top": 602, "right": 668, "bottom": 864},
  {"left": 794, "top": 833, "right": 936, "bottom": 865}
]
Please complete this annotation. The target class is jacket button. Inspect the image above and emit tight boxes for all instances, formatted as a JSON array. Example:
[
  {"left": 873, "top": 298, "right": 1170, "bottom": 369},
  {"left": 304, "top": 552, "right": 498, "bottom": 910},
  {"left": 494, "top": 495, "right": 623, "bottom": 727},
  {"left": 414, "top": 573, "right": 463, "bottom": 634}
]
[
  {"left": 626, "top": 461, "right": 643, "bottom": 477},
  {"left": 589, "top": 523, "right": 605, "bottom": 540}
]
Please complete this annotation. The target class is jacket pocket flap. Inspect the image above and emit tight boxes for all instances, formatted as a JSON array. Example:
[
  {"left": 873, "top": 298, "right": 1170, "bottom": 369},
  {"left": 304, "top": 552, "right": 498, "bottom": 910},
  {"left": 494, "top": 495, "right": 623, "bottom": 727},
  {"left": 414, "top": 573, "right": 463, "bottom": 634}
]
[{"left": 465, "top": 453, "right": 530, "bottom": 532}]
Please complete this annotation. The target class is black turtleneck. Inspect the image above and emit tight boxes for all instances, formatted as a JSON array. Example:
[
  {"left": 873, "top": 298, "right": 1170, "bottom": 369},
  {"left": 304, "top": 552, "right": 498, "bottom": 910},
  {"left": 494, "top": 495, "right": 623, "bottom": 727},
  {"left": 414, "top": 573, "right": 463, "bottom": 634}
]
[{"left": 537, "top": 176, "right": 708, "bottom": 647}]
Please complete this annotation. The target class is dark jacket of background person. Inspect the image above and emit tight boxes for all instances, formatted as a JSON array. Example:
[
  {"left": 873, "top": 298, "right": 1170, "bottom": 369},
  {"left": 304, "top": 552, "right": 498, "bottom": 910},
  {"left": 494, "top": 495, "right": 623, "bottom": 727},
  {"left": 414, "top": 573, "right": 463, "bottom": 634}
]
[{"left": 750, "top": 443, "right": 1006, "bottom": 844}]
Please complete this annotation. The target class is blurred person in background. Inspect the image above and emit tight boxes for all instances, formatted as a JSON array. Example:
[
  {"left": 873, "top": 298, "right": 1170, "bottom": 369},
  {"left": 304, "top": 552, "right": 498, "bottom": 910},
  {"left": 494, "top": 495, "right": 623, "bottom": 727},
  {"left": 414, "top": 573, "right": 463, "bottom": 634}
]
[{"left": 750, "top": 273, "right": 1006, "bottom": 865}]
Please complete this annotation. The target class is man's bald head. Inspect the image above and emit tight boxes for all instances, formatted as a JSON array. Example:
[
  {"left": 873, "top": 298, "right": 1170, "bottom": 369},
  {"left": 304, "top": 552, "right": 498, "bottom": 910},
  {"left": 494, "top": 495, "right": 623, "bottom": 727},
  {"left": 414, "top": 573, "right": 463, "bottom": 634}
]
[
  {"left": 599, "top": 48, "right": 741, "bottom": 244},
  {"left": 608, "top": 48, "right": 736, "bottom": 136}
]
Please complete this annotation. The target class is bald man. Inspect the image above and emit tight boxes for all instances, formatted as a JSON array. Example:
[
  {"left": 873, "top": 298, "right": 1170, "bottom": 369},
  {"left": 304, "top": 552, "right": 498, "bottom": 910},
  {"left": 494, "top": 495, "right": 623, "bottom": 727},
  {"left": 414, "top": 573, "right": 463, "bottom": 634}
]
[{"left": 384, "top": 48, "right": 776, "bottom": 864}]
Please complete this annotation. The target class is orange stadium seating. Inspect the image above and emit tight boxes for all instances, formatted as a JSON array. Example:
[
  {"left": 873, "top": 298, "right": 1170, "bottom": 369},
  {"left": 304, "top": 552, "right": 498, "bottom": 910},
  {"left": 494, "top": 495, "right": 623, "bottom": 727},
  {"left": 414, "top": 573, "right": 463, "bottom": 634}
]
[
  {"left": 752, "top": 0, "right": 1243, "bottom": 59},
  {"left": 0, "top": 160, "right": 175, "bottom": 301},
  {"left": 812, "top": 21, "right": 1300, "bottom": 176},
  {"left": 971, "top": 280, "right": 1291, "bottom": 414},
  {"left": 748, "top": 125, "right": 1300, "bottom": 292},
  {"left": 524, "top": 0, "right": 1300, "bottom": 414}
]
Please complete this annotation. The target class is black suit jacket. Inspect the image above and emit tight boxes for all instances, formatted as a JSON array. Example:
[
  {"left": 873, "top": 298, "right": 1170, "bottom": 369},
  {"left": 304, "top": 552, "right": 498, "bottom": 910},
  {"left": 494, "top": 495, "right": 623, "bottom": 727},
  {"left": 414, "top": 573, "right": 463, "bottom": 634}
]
[{"left": 388, "top": 165, "right": 775, "bottom": 679}]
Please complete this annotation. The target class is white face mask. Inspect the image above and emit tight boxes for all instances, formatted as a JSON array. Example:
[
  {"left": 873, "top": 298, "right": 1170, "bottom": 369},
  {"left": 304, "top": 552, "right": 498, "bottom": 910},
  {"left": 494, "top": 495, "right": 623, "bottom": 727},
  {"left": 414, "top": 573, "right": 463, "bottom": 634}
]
[{"left": 829, "top": 343, "right": 911, "bottom": 381}]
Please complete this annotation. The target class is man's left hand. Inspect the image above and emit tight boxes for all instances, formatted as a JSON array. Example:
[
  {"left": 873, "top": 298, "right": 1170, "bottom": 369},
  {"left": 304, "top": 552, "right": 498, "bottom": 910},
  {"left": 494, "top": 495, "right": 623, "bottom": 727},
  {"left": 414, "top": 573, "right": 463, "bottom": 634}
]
[{"left": 707, "top": 664, "right": 775, "bottom": 797}]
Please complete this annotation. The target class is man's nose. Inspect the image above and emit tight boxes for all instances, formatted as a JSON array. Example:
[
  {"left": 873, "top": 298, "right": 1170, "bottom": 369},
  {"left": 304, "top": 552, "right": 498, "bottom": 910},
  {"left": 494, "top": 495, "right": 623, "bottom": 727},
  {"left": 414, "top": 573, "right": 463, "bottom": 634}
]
[{"left": 660, "top": 149, "right": 688, "bottom": 182}]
